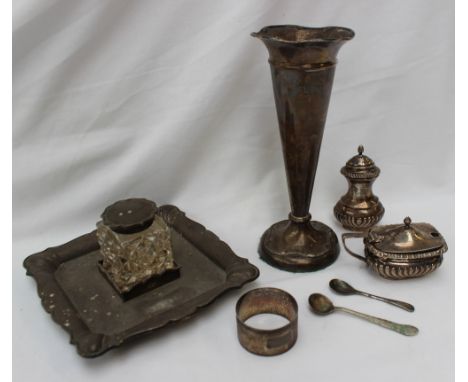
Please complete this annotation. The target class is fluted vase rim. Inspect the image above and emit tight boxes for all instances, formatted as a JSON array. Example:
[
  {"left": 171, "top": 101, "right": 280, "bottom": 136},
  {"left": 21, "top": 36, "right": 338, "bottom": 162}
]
[{"left": 251, "top": 25, "right": 355, "bottom": 44}]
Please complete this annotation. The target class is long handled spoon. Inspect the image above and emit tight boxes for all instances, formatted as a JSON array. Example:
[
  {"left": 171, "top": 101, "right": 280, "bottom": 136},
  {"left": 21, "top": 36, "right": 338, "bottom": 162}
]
[
  {"left": 329, "top": 278, "right": 415, "bottom": 312},
  {"left": 308, "top": 293, "right": 418, "bottom": 336}
]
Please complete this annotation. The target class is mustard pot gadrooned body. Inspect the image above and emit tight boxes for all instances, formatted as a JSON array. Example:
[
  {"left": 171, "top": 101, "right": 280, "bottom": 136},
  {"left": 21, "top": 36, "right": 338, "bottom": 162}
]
[{"left": 342, "top": 217, "right": 448, "bottom": 280}]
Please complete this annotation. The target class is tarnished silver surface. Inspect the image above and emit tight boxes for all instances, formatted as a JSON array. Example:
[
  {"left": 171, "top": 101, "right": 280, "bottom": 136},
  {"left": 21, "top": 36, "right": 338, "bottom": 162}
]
[
  {"left": 236, "top": 288, "right": 298, "bottom": 356},
  {"left": 342, "top": 217, "right": 448, "bottom": 279},
  {"left": 334, "top": 145, "right": 384, "bottom": 230},
  {"left": 252, "top": 25, "right": 354, "bottom": 271},
  {"left": 24, "top": 204, "right": 260, "bottom": 357},
  {"left": 309, "top": 293, "right": 418, "bottom": 336}
]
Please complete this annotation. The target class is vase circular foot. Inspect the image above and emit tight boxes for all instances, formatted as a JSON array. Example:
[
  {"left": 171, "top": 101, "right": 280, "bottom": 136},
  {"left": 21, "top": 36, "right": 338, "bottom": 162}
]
[{"left": 259, "top": 219, "right": 339, "bottom": 272}]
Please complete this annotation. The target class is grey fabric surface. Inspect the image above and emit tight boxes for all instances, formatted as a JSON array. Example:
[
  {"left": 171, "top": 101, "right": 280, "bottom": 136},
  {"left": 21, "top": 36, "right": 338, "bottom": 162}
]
[{"left": 13, "top": 0, "right": 454, "bottom": 381}]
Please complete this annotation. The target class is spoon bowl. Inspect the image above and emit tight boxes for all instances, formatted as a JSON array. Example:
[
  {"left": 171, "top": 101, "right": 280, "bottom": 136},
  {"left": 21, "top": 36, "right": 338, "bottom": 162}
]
[
  {"left": 329, "top": 279, "right": 355, "bottom": 295},
  {"left": 308, "top": 293, "right": 335, "bottom": 315}
]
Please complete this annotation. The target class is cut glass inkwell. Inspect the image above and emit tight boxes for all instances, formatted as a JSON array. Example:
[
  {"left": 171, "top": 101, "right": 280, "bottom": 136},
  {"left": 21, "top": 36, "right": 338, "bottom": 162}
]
[{"left": 97, "top": 199, "right": 180, "bottom": 300}]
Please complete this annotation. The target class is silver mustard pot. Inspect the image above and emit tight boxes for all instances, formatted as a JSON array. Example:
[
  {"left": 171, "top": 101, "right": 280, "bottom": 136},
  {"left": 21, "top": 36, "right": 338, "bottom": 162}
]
[{"left": 342, "top": 217, "right": 448, "bottom": 280}]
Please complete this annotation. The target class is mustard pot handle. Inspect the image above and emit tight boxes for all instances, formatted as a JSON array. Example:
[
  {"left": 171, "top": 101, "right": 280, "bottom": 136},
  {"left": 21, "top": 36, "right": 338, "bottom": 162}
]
[{"left": 341, "top": 232, "right": 367, "bottom": 262}]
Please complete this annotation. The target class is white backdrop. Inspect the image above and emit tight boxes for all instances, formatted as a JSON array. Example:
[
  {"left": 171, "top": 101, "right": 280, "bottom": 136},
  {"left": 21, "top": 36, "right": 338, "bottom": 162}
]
[{"left": 13, "top": 1, "right": 454, "bottom": 381}]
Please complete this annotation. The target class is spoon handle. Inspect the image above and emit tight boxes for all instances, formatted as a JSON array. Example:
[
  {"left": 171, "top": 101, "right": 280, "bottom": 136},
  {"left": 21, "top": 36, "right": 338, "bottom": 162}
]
[
  {"left": 357, "top": 291, "right": 415, "bottom": 312},
  {"left": 336, "top": 307, "right": 419, "bottom": 336}
]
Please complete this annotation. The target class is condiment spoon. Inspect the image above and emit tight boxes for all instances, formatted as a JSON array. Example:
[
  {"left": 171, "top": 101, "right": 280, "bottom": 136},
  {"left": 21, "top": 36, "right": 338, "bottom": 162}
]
[
  {"left": 329, "top": 278, "right": 415, "bottom": 312},
  {"left": 308, "top": 293, "right": 418, "bottom": 336}
]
